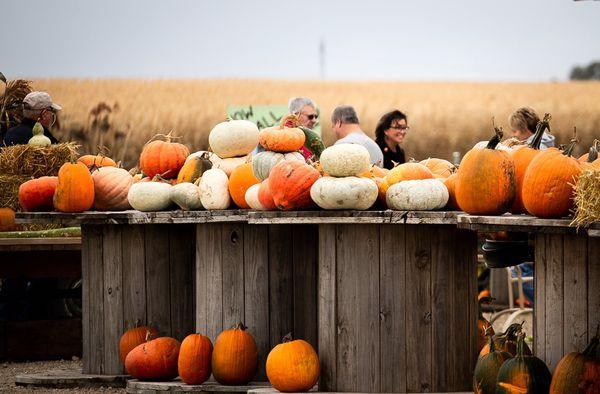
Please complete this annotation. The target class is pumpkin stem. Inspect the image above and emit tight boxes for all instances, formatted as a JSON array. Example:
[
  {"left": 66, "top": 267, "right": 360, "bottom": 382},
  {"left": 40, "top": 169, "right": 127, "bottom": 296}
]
[
  {"left": 134, "top": 318, "right": 142, "bottom": 328},
  {"left": 587, "top": 139, "right": 599, "bottom": 163},
  {"left": 563, "top": 127, "right": 579, "bottom": 157},
  {"left": 234, "top": 322, "right": 248, "bottom": 331},
  {"left": 485, "top": 326, "right": 496, "bottom": 353},
  {"left": 516, "top": 332, "right": 527, "bottom": 359},
  {"left": 282, "top": 333, "right": 293, "bottom": 343},
  {"left": 485, "top": 119, "right": 503, "bottom": 150},
  {"left": 528, "top": 113, "right": 551, "bottom": 150},
  {"left": 505, "top": 322, "right": 524, "bottom": 340},
  {"left": 145, "top": 329, "right": 153, "bottom": 342}
]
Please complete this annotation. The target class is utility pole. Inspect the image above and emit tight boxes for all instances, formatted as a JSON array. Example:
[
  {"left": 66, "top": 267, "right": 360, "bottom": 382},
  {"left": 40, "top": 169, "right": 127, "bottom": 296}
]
[{"left": 319, "top": 38, "right": 326, "bottom": 80}]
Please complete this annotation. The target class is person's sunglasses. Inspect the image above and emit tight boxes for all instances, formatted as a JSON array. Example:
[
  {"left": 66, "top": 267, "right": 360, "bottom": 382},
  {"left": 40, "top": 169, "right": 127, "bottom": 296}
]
[
  {"left": 390, "top": 125, "right": 410, "bottom": 131},
  {"left": 305, "top": 114, "right": 318, "bottom": 120}
]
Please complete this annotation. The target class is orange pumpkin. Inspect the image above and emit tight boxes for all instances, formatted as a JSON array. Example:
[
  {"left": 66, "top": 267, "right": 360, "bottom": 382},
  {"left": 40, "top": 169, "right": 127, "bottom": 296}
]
[
  {"left": 259, "top": 115, "right": 306, "bottom": 153},
  {"left": 455, "top": 127, "right": 516, "bottom": 215},
  {"left": 178, "top": 333, "right": 213, "bottom": 385},
  {"left": 419, "top": 158, "right": 455, "bottom": 178},
  {"left": 92, "top": 167, "right": 133, "bottom": 211},
  {"left": 119, "top": 326, "right": 159, "bottom": 364},
  {"left": 139, "top": 134, "right": 190, "bottom": 179},
  {"left": 266, "top": 334, "right": 320, "bottom": 392},
  {"left": 360, "top": 165, "right": 388, "bottom": 179},
  {"left": 53, "top": 162, "right": 95, "bottom": 213},
  {"left": 77, "top": 154, "right": 117, "bottom": 169},
  {"left": 374, "top": 177, "right": 389, "bottom": 208},
  {"left": 125, "top": 337, "right": 180, "bottom": 381},
  {"left": 258, "top": 180, "right": 277, "bottom": 210},
  {"left": 443, "top": 173, "right": 460, "bottom": 210},
  {"left": 19, "top": 176, "right": 58, "bottom": 212},
  {"left": 0, "top": 208, "right": 18, "bottom": 232},
  {"left": 228, "top": 163, "right": 260, "bottom": 209},
  {"left": 509, "top": 114, "right": 551, "bottom": 214},
  {"left": 522, "top": 137, "right": 582, "bottom": 218},
  {"left": 268, "top": 161, "right": 320, "bottom": 210},
  {"left": 386, "top": 162, "right": 434, "bottom": 186},
  {"left": 212, "top": 323, "right": 258, "bottom": 385}
]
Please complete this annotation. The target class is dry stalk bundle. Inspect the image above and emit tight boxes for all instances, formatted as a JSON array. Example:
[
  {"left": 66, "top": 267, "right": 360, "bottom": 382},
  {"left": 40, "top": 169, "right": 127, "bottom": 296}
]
[
  {"left": 0, "top": 174, "right": 32, "bottom": 210},
  {"left": 0, "top": 142, "right": 79, "bottom": 178},
  {"left": 571, "top": 168, "right": 600, "bottom": 228}
]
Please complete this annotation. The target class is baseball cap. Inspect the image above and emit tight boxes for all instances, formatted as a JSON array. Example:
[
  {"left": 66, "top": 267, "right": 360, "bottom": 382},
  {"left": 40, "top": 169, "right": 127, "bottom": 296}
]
[{"left": 23, "top": 91, "right": 62, "bottom": 111}]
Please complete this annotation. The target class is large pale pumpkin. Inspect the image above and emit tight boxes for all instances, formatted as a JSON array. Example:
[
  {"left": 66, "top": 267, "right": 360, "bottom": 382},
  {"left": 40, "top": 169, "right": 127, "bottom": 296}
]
[
  {"left": 266, "top": 334, "right": 320, "bottom": 392},
  {"left": 419, "top": 158, "right": 455, "bottom": 178},
  {"left": 212, "top": 323, "right": 258, "bottom": 385},
  {"left": 92, "top": 167, "right": 133, "bottom": 211},
  {"left": 178, "top": 333, "right": 213, "bottom": 385},
  {"left": 252, "top": 151, "right": 305, "bottom": 181},
  {"left": 257, "top": 180, "right": 277, "bottom": 210},
  {"left": 214, "top": 156, "right": 248, "bottom": 177},
  {"left": 198, "top": 169, "right": 230, "bottom": 210},
  {"left": 209, "top": 120, "right": 259, "bottom": 158},
  {"left": 139, "top": 134, "right": 190, "bottom": 179},
  {"left": 170, "top": 183, "right": 203, "bottom": 210},
  {"left": 386, "top": 179, "right": 449, "bottom": 211},
  {"left": 320, "top": 144, "right": 371, "bottom": 177},
  {"left": 19, "top": 176, "right": 58, "bottom": 212},
  {"left": 386, "top": 162, "right": 434, "bottom": 186},
  {"left": 258, "top": 115, "right": 306, "bottom": 153},
  {"left": 53, "top": 162, "right": 95, "bottom": 213},
  {"left": 127, "top": 180, "right": 173, "bottom": 211},
  {"left": 125, "top": 337, "right": 181, "bottom": 381},
  {"left": 119, "top": 326, "right": 159, "bottom": 364},
  {"left": 176, "top": 153, "right": 212, "bottom": 184},
  {"left": 455, "top": 128, "right": 515, "bottom": 215},
  {"left": 268, "top": 161, "right": 321, "bottom": 210},
  {"left": 228, "top": 163, "right": 260, "bottom": 209},
  {"left": 244, "top": 183, "right": 264, "bottom": 210},
  {"left": 310, "top": 176, "right": 378, "bottom": 210}
]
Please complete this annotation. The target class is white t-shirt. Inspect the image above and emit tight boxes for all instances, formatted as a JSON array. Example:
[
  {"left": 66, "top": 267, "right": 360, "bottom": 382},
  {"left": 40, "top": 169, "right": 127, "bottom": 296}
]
[{"left": 334, "top": 131, "right": 384, "bottom": 166}]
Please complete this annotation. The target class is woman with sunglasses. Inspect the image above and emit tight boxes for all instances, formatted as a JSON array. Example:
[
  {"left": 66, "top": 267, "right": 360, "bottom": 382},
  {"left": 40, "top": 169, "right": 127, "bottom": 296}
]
[{"left": 374, "top": 110, "right": 410, "bottom": 169}]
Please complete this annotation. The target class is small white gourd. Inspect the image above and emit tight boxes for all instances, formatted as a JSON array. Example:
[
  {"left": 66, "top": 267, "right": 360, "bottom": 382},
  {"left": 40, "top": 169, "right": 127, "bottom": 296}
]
[
  {"left": 386, "top": 179, "right": 449, "bottom": 211},
  {"left": 127, "top": 181, "right": 173, "bottom": 211},
  {"left": 198, "top": 168, "right": 230, "bottom": 210},
  {"left": 310, "top": 176, "right": 378, "bottom": 210},
  {"left": 28, "top": 122, "right": 51, "bottom": 148},
  {"left": 170, "top": 183, "right": 203, "bottom": 210}
]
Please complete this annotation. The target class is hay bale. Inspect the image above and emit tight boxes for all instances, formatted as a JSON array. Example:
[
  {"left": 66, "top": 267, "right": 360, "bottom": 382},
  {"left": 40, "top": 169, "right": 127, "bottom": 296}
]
[
  {"left": 0, "top": 142, "right": 79, "bottom": 178},
  {"left": 0, "top": 174, "right": 31, "bottom": 211},
  {"left": 572, "top": 168, "right": 600, "bottom": 228}
]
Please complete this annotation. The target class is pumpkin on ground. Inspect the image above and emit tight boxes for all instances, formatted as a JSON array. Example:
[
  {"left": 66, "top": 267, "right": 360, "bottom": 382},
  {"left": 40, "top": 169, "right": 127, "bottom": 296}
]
[
  {"left": 228, "top": 163, "right": 260, "bottom": 209},
  {"left": 419, "top": 157, "right": 455, "bottom": 178},
  {"left": 310, "top": 176, "right": 378, "bottom": 210},
  {"left": 176, "top": 153, "right": 212, "bottom": 184},
  {"left": 127, "top": 178, "right": 173, "bottom": 211},
  {"left": 0, "top": 208, "right": 18, "bottom": 232},
  {"left": 215, "top": 156, "right": 249, "bottom": 177},
  {"left": 198, "top": 169, "right": 230, "bottom": 210},
  {"left": 479, "top": 323, "right": 531, "bottom": 358},
  {"left": 125, "top": 337, "right": 180, "bottom": 381},
  {"left": 209, "top": 120, "right": 259, "bottom": 158},
  {"left": 252, "top": 151, "right": 305, "bottom": 181},
  {"left": 266, "top": 334, "right": 320, "bottom": 392},
  {"left": 495, "top": 334, "right": 552, "bottom": 394},
  {"left": 18, "top": 176, "right": 58, "bottom": 212},
  {"left": 53, "top": 162, "right": 95, "bottom": 213},
  {"left": 178, "top": 333, "right": 213, "bottom": 385},
  {"left": 522, "top": 134, "right": 582, "bottom": 218},
  {"left": 259, "top": 115, "right": 306, "bottom": 153},
  {"left": 257, "top": 180, "right": 277, "bottom": 210},
  {"left": 91, "top": 167, "right": 133, "bottom": 211},
  {"left": 244, "top": 183, "right": 265, "bottom": 210},
  {"left": 386, "top": 179, "right": 449, "bottom": 211},
  {"left": 212, "top": 323, "right": 258, "bottom": 385},
  {"left": 78, "top": 154, "right": 117, "bottom": 169},
  {"left": 473, "top": 331, "right": 512, "bottom": 394},
  {"left": 385, "top": 162, "right": 434, "bottom": 186},
  {"left": 320, "top": 144, "right": 371, "bottom": 177},
  {"left": 170, "top": 182, "right": 203, "bottom": 210},
  {"left": 139, "top": 134, "right": 190, "bottom": 179},
  {"left": 455, "top": 127, "right": 515, "bottom": 215},
  {"left": 443, "top": 173, "right": 460, "bottom": 210},
  {"left": 509, "top": 114, "right": 551, "bottom": 214},
  {"left": 550, "top": 326, "right": 600, "bottom": 394},
  {"left": 119, "top": 326, "right": 159, "bottom": 364},
  {"left": 268, "top": 161, "right": 321, "bottom": 210}
]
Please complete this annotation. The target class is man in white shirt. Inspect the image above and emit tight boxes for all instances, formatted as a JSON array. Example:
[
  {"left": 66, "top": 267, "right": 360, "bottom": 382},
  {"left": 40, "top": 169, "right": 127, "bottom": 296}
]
[{"left": 332, "top": 105, "right": 383, "bottom": 166}]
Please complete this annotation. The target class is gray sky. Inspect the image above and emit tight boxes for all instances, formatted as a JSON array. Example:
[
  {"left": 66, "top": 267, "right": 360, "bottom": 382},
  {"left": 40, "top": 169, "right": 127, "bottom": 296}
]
[{"left": 2, "top": 0, "right": 600, "bottom": 81}]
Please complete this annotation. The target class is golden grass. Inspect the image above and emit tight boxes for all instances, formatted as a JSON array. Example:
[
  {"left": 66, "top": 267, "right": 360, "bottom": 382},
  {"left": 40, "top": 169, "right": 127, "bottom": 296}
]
[{"left": 32, "top": 79, "right": 600, "bottom": 168}]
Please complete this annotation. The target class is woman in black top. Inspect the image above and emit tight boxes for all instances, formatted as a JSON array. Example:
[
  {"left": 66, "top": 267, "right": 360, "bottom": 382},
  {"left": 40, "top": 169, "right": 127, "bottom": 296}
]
[{"left": 375, "top": 110, "right": 409, "bottom": 169}]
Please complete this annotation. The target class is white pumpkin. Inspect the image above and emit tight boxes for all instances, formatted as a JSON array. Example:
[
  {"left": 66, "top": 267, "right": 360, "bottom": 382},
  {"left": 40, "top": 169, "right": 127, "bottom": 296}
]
[
  {"left": 198, "top": 168, "right": 230, "bottom": 210},
  {"left": 186, "top": 150, "right": 222, "bottom": 165},
  {"left": 252, "top": 151, "right": 305, "bottom": 181},
  {"left": 170, "top": 183, "right": 203, "bottom": 210},
  {"left": 127, "top": 181, "right": 173, "bottom": 211},
  {"left": 214, "top": 156, "right": 248, "bottom": 177},
  {"left": 310, "top": 176, "right": 378, "bottom": 210},
  {"left": 320, "top": 144, "right": 371, "bottom": 177},
  {"left": 386, "top": 179, "right": 449, "bottom": 211},
  {"left": 209, "top": 120, "right": 259, "bottom": 158},
  {"left": 244, "top": 183, "right": 264, "bottom": 210}
]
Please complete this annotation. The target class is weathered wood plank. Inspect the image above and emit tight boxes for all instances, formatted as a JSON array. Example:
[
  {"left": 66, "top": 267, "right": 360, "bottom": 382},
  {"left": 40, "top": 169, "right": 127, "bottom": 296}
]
[
  {"left": 122, "top": 226, "right": 147, "bottom": 334},
  {"left": 379, "top": 224, "right": 407, "bottom": 393},
  {"left": 243, "top": 225, "right": 269, "bottom": 380},
  {"left": 588, "top": 237, "right": 600, "bottom": 344},
  {"left": 317, "top": 224, "right": 337, "bottom": 391},
  {"left": 249, "top": 210, "right": 459, "bottom": 225},
  {"left": 221, "top": 223, "right": 245, "bottom": 330},
  {"left": 169, "top": 225, "right": 195, "bottom": 342},
  {"left": 292, "top": 225, "right": 318, "bottom": 350},
  {"left": 545, "top": 234, "right": 564, "bottom": 372},
  {"left": 534, "top": 234, "right": 547, "bottom": 360},
  {"left": 0, "top": 237, "right": 81, "bottom": 246},
  {"left": 563, "top": 234, "right": 588, "bottom": 355},
  {"left": 82, "top": 225, "right": 104, "bottom": 374},
  {"left": 102, "top": 225, "right": 124, "bottom": 374},
  {"left": 268, "top": 225, "right": 294, "bottom": 348},
  {"left": 145, "top": 225, "right": 171, "bottom": 336}
]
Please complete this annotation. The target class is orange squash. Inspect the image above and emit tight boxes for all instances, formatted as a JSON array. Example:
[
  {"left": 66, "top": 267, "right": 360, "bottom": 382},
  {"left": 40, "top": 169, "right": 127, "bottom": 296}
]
[
  {"left": 18, "top": 176, "right": 58, "bottom": 212},
  {"left": 258, "top": 180, "right": 277, "bottom": 210},
  {"left": 509, "top": 114, "right": 551, "bottom": 214},
  {"left": 259, "top": 115, "right": 306, "bottom": 153},
  {"left": 455, "top": 127, "right": 515, "bottom": 215},
  {"left": 78, "top": 154, "right": 117, "bottom": 169},
  {"left": 268, "top": 161, "right": 320, "bottom": 210},
  {"left": 522, "top": 133, "right": 582, "bottom": 218},
  {"left": 119, "top": 326, "right": 159, "bottom": 364},
  {"left": 0, "top": 208, "right": 18, "bottom": 232},
  {"left": 53, "top": 162, "right": 95, "bottom": 213},
  {"left": 125, "top": 337, "right": 180, "bottom": 381},
  {"left": 212, "top": 323, "right": 258, "bottom": 385},
  {"left": 443, "top": 173, "right": 460, "bottom": 210},
  {"left": 419, "top": 158, "right": 455, "bottom": 179},
  {"left": 266, "top": 334, "right": 320, "bottom": 392},
  {"left": 178, "top": 333, "right": 213, "bottom": 385},
  {"left": 176, "top": 153, "right": 212, "bottom": 184},
  {"left": 139, "top": 134, "right": 190, "bottom": 179},
  {"left": 228, "top": 163, "right": 260, "bottom": 209},
  {"left": 386, "top": 162, "right": 433, "bottom": 186}
]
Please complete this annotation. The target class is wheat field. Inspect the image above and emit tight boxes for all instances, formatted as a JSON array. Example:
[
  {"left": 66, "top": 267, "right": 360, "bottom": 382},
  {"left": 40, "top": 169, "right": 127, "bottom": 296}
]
[{"left": 32, "top": 79, "right": 600, "bottom": 168}]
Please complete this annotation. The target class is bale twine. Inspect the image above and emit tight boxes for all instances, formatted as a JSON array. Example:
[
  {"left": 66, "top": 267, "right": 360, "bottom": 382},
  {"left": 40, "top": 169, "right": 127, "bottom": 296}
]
[
  {"left": 0, "top": 142, "right": 79, "bottom": 178},
  {"left": 572, "top": 168, "right": 600, "bottom": 228}
]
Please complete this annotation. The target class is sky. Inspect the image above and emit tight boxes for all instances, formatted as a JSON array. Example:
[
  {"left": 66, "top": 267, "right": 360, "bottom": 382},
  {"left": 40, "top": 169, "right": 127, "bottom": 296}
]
[{"left": 2, "top": 0, "right": 600, "bottom": 81}]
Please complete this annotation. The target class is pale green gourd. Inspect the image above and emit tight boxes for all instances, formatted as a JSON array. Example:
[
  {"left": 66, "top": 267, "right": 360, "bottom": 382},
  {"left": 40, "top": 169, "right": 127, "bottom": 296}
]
[{"left": 28, "top": 122, "right": 52, "bottom": 147}]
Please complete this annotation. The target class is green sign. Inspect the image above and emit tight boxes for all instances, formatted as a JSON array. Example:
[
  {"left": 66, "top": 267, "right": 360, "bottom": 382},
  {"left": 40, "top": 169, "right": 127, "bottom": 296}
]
[{"left": 227, "top": 105, "right": 321, "bottom": 135}]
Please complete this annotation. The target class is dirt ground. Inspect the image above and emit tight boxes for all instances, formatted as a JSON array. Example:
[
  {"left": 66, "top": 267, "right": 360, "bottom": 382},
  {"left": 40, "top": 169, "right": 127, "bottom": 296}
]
[{"left": 0, "top": 359, "right": 125, "bottom": 393}]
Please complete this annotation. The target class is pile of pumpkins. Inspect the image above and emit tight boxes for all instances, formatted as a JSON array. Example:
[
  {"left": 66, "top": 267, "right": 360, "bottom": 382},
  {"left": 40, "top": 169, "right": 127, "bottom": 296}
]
[
  {"left": 473, "top": 322, "right": 599, "bottom": 393},
  {"left": 119, "top": 322, "right": 319, "bottom": 392}
]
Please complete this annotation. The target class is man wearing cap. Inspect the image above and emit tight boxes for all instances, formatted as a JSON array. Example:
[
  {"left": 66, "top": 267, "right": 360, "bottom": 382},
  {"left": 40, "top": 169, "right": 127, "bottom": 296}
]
[{"left": 2, "top": 91, "right": 61, "bottom": 146}]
